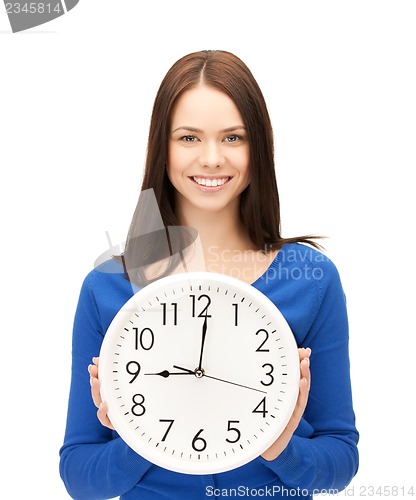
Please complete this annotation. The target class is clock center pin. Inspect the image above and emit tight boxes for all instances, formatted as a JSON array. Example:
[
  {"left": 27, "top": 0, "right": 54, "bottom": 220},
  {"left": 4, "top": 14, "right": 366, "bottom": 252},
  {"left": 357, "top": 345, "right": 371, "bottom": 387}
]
[{"left": 194, "top": 368, "right": 205, "bottom": 378}]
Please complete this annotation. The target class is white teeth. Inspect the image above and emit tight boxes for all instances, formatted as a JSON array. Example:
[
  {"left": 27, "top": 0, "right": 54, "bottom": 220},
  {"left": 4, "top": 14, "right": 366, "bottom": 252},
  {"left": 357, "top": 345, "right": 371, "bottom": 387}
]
[{"left": 192, "top": 177, "right": 229, "bottom": 187}]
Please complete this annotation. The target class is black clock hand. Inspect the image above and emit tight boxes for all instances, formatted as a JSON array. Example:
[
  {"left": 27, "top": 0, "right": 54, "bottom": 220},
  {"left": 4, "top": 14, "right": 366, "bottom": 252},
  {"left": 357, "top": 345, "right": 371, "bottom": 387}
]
[
  {"left": 145, "top": 369, "right": 195, "bottom": 378},
  {"left": 173, "top": 365, "right": 267, "bottom": 394},
  {"left": 203, "top": 374, "right": 267, "bottom": 393},
  {"left": 197, "top": 316, "right": 208, "bottom": 371},
  {"left": 173, "top": 365, "right": 194, "bottom": 373}
]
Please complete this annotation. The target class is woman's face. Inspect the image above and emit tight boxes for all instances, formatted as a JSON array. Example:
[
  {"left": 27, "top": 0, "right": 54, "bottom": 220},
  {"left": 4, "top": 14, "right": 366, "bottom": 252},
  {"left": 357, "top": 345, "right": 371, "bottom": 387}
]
[{"left": 167, "top": 85, "right": 251, "bottom": 218}]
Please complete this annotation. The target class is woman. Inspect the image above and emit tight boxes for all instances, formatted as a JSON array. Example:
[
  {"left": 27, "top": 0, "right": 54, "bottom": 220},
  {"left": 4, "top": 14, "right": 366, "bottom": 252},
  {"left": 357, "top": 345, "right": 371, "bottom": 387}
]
[{"left": 60, "top": 50, "right": 359, "bottom": 499}]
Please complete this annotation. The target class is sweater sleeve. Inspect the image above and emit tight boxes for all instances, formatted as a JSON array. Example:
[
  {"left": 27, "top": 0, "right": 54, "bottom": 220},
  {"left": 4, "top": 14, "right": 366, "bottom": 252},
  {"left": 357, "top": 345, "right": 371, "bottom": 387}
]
[
  {"left": 259, "top": 254, "right": 359, "bottom": 493},
  {"left": 59, "top": 272, "right": 153, "bottom": 499}
]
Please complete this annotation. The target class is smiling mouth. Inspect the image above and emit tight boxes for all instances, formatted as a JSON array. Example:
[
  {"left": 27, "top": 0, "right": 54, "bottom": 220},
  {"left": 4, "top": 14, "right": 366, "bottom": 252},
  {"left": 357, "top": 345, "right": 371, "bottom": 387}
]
[{"left": 190, "top": 176, "right": 231, "bottom": 187}]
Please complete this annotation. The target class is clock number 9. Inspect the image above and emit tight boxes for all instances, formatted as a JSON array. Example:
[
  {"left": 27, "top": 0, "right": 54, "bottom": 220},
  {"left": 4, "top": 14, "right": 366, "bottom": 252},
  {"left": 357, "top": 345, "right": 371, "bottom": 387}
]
[
  {"left": 190, "top": 294, "right": 211, "bottom": 318},
  {"left": 126, "top": 361, "right": 141, "bottom": 383},
  {"left": 133, "top": 327, "right": 155, "bottom": 351},
  {"left": 131, "top": 394, "right": 146, "bottom": 417}
]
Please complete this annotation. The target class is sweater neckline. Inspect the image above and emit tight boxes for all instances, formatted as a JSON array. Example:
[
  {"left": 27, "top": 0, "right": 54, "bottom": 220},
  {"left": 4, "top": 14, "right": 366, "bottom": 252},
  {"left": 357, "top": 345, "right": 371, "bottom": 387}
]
[{"left": 251, "top": 243, "right": 288, "bottom": 286}]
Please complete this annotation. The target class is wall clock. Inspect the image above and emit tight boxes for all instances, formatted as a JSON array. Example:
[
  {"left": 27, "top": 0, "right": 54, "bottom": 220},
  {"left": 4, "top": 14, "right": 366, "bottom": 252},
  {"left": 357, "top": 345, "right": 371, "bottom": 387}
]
[{"left": 99, "top": 272, "right": 299, "bottom": 474}]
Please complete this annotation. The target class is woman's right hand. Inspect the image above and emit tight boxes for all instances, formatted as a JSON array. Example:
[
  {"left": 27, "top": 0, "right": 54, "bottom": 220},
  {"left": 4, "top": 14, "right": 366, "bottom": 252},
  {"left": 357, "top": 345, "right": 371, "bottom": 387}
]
[{"left": 88, "top": 357, "right": 115, "bottom": 430}]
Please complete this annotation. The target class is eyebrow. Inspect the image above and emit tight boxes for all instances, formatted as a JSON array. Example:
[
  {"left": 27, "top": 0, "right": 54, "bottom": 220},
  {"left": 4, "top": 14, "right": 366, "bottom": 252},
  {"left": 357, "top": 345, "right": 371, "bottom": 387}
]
[{"left": 171, "top": 125, "right": 247, "bottom": 134}]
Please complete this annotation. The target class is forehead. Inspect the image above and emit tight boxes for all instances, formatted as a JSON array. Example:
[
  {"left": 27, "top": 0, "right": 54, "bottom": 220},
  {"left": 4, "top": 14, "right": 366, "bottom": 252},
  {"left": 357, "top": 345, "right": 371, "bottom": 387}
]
[{"left": 170, "top": 85, "right": 244, "bottom": 130}]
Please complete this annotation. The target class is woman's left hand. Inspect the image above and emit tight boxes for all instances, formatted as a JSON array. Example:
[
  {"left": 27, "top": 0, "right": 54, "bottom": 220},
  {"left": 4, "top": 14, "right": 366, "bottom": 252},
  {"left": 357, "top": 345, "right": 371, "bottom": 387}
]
[{"left": 261, "top": 347, "right": 311, "bottom": 461}]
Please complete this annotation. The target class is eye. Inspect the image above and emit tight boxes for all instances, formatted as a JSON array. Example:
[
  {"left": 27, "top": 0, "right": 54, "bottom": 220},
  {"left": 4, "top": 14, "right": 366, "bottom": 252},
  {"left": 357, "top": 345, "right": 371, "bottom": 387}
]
[
  {"left": 181, "top": 135, "right": 198, "bottom": 143},
  {"left": 224, "top": 134, "right": 242, "bottom": 143}
]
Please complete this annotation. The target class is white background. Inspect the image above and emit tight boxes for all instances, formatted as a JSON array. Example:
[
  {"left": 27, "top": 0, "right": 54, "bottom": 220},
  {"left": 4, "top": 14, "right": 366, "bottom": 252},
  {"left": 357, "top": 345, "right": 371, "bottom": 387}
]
[{"left": 1, "top": 1, "right": 415, "bottom": 498}]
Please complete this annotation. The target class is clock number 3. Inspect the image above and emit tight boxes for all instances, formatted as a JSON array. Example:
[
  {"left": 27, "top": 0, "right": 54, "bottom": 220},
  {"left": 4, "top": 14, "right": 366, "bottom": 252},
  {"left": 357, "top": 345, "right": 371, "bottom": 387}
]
[{"left": 260, "top": 363, "right": 274, "bottom": 386}]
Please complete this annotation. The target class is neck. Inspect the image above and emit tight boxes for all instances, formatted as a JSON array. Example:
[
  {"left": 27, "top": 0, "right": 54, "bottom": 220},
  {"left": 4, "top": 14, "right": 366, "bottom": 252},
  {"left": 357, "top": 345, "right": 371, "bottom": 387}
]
[{"left": 175, "top": 200, "right": 256, "bottom": 257}]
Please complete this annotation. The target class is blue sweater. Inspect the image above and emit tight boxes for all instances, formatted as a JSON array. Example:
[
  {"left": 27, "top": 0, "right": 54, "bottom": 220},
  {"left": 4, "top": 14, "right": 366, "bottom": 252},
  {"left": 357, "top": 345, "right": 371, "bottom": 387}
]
[{"left": 59, "top": 243, "right": 359, "bottom": 499}]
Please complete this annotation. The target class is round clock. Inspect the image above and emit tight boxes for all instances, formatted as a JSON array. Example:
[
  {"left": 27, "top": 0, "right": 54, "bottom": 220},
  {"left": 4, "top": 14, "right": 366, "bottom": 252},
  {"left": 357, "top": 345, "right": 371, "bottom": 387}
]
[{"left": 99, "top": 272, "right": 299, "bottom": 474}]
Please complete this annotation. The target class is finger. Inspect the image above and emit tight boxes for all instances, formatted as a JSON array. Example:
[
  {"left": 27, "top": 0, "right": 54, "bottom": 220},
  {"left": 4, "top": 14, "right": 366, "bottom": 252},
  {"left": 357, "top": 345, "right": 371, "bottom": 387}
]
[
  {"left": 262, "top": 375, "right": 310, "bottom": 461},
  {"left": 88, "top": 363, "right": 98, "bottom": 379},
  {"left": 298, "top": 347, "right": 311, "bottom": 361},
  {"left": 300, "top": 356, "right": 311, "bottom": 384},
  {"left": 285, "top": 376, "right": 310, "bottom": 434},
  {"left": 91, "top": 376, "right": 102, "bottom": 409},
  {"left": 261, "top": 351, "right": 311, "bottom": 461},
  {"left": 97, "top": 402, "right": 115, "bottom": 430}
]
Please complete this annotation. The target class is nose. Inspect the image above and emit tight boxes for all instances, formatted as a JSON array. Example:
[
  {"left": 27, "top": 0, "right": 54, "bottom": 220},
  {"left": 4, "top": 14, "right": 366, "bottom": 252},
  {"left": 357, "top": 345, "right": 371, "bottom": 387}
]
[{"left": 198, "top": 141, "right": 225, "bottom": 169}]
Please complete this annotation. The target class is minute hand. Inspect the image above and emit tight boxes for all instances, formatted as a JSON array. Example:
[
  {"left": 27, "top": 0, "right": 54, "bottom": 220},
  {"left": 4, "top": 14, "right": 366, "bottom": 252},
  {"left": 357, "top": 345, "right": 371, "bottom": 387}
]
[
  {"left": 173, "top": 365, "right": 267, "bottom": 394},
  {"left": 197, "top": 316, "right": 208, "bottom": 371},
  {"left": 203, "top": 374, "right": 267, "bottom": 394}
]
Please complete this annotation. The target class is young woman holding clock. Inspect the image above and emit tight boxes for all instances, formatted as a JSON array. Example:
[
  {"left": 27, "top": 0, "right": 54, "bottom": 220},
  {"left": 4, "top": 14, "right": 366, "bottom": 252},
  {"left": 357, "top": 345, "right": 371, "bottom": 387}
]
[{"left": 60, "top": 50, "right": 359, "bottom": 498}]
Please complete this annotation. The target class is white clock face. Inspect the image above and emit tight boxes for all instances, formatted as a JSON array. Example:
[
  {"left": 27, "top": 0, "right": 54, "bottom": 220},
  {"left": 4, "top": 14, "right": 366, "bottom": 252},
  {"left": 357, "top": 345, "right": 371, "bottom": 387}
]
[{"left": 99, "top": 272, "right": 299, "bottom": 474}]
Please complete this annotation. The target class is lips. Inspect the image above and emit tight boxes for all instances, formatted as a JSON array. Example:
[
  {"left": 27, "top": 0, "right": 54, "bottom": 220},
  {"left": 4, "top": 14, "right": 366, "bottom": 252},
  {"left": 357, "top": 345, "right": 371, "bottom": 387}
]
[{"left": 190, "top": 176, "right": 231, "bottom": 187}]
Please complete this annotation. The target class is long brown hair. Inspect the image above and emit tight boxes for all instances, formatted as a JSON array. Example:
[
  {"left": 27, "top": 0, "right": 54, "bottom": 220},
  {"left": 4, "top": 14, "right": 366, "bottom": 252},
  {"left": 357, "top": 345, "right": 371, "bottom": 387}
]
[{"left": 122, "top": 50, "right": 321, "bottom": 284}]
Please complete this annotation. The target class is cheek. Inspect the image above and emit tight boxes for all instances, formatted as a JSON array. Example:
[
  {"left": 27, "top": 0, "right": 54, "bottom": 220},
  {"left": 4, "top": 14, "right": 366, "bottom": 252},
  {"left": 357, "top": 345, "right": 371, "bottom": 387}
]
[
  {"left": 167, "top": 145, "right": 192, "bottom": 178},
  {"left": 166, "top": 148, "right": 181, "bottom": 184},
  {"left": 235, "top": 148, "right": 251, "bottom": 180}
]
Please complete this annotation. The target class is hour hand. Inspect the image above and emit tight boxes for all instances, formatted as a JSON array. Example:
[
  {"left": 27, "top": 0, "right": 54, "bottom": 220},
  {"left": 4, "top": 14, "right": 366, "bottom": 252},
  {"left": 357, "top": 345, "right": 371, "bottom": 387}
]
[{"left": 145, "top": 368, "right": 194, "bottom": 378}]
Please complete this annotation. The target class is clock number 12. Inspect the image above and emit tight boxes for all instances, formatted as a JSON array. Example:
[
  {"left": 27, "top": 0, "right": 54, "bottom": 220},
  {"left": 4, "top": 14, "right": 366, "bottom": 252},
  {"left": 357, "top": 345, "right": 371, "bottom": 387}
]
[{"left": 190, "top": 294, "right": 211, "bottom": 318}]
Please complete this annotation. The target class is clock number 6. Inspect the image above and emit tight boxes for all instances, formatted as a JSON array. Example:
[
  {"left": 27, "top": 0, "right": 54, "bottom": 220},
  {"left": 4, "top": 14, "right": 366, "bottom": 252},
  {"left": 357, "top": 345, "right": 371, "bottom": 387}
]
[{"left": 192, "top": 429, "right": 207, "bottom": 452}]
